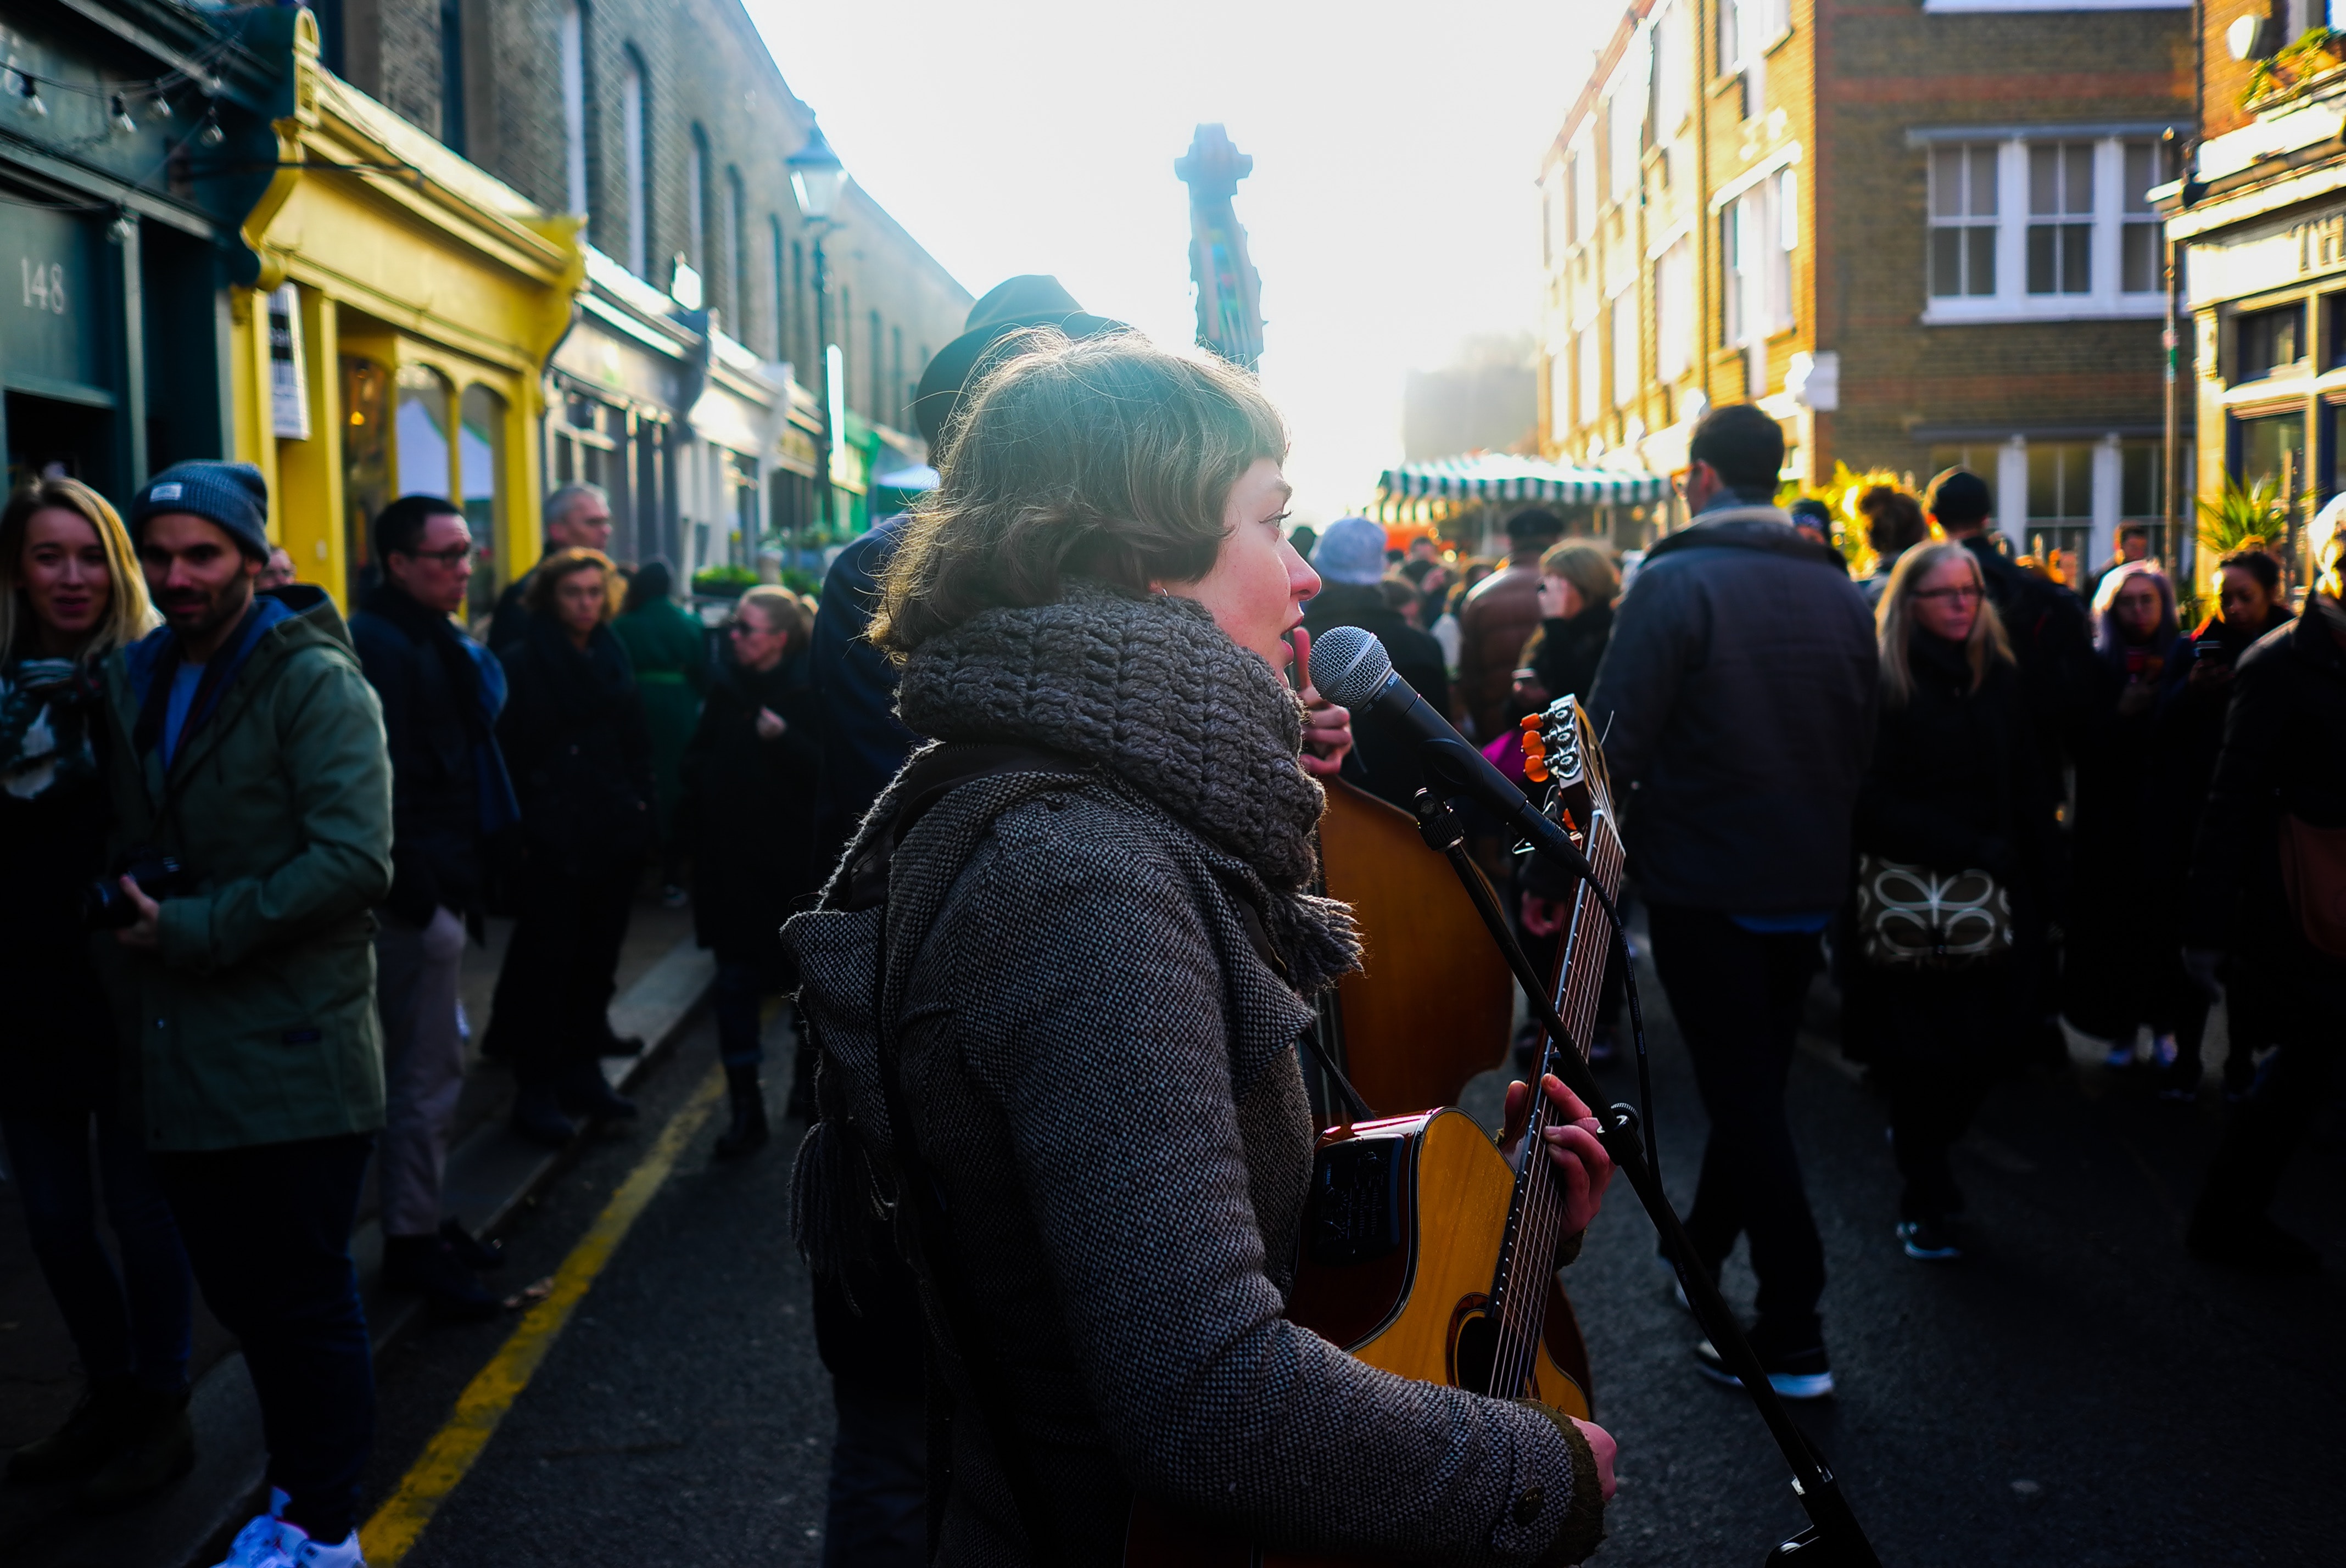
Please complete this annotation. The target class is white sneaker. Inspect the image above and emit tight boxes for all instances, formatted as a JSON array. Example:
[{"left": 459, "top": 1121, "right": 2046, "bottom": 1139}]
[
  {"left": 212, "top": 1513, "right": 286, "bottom": 1568},
  {"left": 277, "top": 1519, "right": 367, "bottom": 1568}
]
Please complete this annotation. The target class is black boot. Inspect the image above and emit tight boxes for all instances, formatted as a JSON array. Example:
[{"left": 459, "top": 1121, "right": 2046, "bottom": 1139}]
[
  {"left": 7, "top": 1376, "right": 139, "bottom": 1481},
  {"left": 509, "top": 1080, "right": 577, "bottom": 1149},
  {"left": 716, "top": 1063, "right": 769, "bottom": 1159},
  {"left": 383, "top": 1233, "right": 503, "bottom": 1322},
  {"left": 74, "top": 1384, "right": 194, "bottom": 1511},
  {"left": 559, "top": 1060, "right": 638, "bottom": 1122}
]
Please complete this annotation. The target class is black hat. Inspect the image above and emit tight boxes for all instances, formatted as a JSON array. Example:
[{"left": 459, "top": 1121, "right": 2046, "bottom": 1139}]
[
  {"left": 911, "top": 275, "right": 1122, "bottom": 449},
  {"left": 1923, "top": 468, "right": 1992, "bottom": 528}
]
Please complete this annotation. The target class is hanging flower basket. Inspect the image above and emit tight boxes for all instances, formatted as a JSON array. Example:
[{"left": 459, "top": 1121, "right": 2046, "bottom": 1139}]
[{"left": 2245, "top": 30, "right": 2346, "bottom": 111}]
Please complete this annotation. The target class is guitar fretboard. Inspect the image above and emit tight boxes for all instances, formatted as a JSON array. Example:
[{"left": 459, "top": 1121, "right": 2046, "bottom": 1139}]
[{"left": 1483, "top": 706, "right": 1624, "bottom": 1399}]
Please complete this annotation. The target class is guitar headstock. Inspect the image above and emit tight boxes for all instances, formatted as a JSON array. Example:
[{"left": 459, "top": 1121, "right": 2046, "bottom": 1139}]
[{"left": 1519, "top": 696, "right": 1614, "bottom": 854}]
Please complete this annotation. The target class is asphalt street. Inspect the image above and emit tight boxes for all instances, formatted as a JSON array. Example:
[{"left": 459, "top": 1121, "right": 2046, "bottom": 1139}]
[{"left": 354, "top": 953, "right": 2346, "bottom": 1567}]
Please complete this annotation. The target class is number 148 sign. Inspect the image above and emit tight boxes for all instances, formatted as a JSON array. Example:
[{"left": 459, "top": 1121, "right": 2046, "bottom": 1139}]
[{"left": 21, "top": 259, "right": 68, "bottom": 315}]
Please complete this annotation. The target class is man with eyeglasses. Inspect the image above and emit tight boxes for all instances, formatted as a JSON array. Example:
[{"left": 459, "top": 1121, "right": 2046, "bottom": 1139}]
[{"left": 349, "top": 495, "right": 517, "bottom": 1323}]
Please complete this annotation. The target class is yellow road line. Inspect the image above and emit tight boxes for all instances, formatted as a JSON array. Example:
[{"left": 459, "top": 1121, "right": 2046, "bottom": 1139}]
[{"left": 360, "top": 1063, "right": 728, "bottom": 1565}]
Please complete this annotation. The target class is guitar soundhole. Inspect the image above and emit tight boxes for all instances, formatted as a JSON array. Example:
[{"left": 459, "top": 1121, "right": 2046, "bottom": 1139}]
[{"left": 1451, "top": 1303, "right": 1499, "bottom": 1396}]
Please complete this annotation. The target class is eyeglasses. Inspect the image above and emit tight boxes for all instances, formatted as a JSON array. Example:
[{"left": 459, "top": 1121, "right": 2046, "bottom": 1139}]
[
  {"left": 405, "top": 546, "right": 473, "bottom": 567},
  {"left": 727, "top": 620, "right": 773, "bottom": 637},
  {"left": 1913, "top": 585, "right": 1985, "bottom": 604}
]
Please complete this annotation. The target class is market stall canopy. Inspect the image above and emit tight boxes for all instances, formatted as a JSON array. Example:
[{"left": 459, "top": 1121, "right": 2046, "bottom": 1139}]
[{"left": 1378, "top": 454, "right": 1667, "bottom": 505}]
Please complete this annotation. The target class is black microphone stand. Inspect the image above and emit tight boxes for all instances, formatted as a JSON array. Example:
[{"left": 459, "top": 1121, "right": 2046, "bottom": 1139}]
[{"left": 1407, "top": 783, "right": 1881, "bottom": 1568}]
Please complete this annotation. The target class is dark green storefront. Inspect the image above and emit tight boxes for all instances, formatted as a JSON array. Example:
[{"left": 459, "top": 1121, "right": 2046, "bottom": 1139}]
[{"left": 1, "top": 0, "right": 278, "bottom": 499}]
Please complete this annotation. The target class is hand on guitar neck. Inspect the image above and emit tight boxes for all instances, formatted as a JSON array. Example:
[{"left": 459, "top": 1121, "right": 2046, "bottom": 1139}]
[
  {"left": 1498, "top": 1072, "right": 1616, "bottom": 1242},
  {"left": 1499, "top": 1070, "right": 1621, "bottom": 1502},
  {"left": 1287, "top": 626, "right": 1355, "bottom": 777}
]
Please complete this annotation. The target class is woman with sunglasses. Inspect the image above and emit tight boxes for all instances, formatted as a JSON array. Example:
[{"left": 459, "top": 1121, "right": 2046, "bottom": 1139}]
[
  {"left": 679, "top": 585, "right": 822, "bottom": 1155},
  {"left": 1844, "top": 542, "right": 2054, "bottom": 1263}
]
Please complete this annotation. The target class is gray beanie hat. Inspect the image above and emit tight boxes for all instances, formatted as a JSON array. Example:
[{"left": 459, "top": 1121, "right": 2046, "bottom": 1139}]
[
  {"left": 1311, "top": 516, "right": 1389, "bottom": 586},
  {"left": 128, "top": 461, "right": 271, "bottom": 559}
]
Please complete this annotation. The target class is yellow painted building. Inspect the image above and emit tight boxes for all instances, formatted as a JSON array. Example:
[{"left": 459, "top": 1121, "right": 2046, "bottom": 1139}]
[{"left": 227, "top": 10, "right": 582, "bottom": 612}]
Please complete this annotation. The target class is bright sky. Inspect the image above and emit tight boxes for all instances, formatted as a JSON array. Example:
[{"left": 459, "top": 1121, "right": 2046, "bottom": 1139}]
[{"left": 745, "top": 0, "right": 1611, "bottom": 525}]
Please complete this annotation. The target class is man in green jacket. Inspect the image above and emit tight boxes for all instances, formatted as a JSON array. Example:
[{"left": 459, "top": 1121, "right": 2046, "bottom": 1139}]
[{"left": 100, "top": 461, "right": 391, "bottom": 1568}]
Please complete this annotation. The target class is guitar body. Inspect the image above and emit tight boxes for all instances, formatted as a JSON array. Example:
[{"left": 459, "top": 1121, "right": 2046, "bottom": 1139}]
[
  {"left": 1129, "top": 699, "right": 1621, "bottom": 1567},
  {"left": 1316, "top": 781, "right": 1514, "bottom": 1116},
  {"left": 1124, "top": 1112, "right": 1591, "bottom": 1567}
]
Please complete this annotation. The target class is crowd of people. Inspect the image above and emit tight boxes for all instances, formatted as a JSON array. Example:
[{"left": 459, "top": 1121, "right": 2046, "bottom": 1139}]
[
  {"left": 0, "top": 460, "right": 850, "bottom": 1563},
  {"left": 1, "top": 282, "right": 2339, "bottom": 1567},
  {"left": 1291, "top": 402, "right": 2341, "bottom": 1408}
]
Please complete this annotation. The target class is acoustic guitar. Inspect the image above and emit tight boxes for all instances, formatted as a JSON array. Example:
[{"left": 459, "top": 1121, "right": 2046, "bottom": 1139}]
[{"left": 1126, "top": 696, "right": 1626, "bottom": 1567}]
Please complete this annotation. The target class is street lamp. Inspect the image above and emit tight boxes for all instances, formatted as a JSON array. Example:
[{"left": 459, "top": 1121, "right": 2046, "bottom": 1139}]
[{"left": 788, "top": 122, "right": 846, "bottom": 541}]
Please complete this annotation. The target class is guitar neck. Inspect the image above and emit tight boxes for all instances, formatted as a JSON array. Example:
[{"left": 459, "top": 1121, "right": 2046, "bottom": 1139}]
[{"left": 1483, "top": 726, "right": 1624, "bottom": 1397}]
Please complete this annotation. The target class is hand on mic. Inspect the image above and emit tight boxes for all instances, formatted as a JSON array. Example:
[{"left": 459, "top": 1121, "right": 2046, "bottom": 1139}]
[{"left": 1289, "top": 626, "right": 1354, "bottom": 778}]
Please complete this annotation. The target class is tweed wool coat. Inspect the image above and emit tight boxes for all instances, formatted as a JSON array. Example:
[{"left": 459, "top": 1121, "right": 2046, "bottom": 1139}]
[{"left": 786, "top": 581, "right": 1605, "bottom": 1567}]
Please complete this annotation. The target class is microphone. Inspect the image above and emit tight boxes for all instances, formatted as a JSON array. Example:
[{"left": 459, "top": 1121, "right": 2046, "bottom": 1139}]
[{"left": 1309, "top": 625, "right": 1595, "bottom": 882}]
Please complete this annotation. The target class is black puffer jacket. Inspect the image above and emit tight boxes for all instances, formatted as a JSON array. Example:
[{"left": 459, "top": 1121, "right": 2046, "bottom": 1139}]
[
  {"left": 349, "top": 584, "right": 496, "bottom": 928},
  {"left": 1525, "top": 602, "right": 1615, "bottom": 706},
  {"left": 2186, "top": 602, "right": 2346, "bottom": 965},
  {"left": 496, "top": 615, "right": 654, "bottom": 877},
  {"left": 0, "top": 659, "right": 115, "bottom": 1111},
  {"left": 680, "top": 652, "right": 822, "bottom": 965},
  {"left": 785, "top": 581, "right": 1605, "bottom": 1567},
  {"left": 1585, "top": 506, "right": 1877, "bottom": 913}
]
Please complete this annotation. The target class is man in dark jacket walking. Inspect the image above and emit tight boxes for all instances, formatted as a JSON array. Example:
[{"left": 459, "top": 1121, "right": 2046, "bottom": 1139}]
[
  {"left": 1585, "top": 404, "right": 1876, "bottom": 1398},
  {"left": 1455, "top": 506, "right": 1563, "bottom": 741},
  {"left": 349, "top": 495, "right": 517, "bottom": 1321},
  {"left": 2179, "top": 536, "right": 2346, "bottom": 1273},
  {"left": 1304, "top": 516, "right": 1450, "bottom": 808},
  {"left": 102, "top": 462, "right": 393, "bottom": 1568}
]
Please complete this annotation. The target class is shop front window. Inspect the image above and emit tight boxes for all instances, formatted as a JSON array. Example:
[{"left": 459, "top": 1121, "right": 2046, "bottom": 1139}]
[
  {"left": 2118, "top": 438, "right": 2170, "bottom": 564},
  {"left": 2026, "top": 440, "right": 2093, "bottom": 570},
  {"left": 342, "top": 358, "right": 390, "bottom": 602},
  {"left": 2237, "top": 410, "right": 2307, "bottom": 503},
  {"left": 396, "top": 366, "right": 454, "bottom": 501},
  {"left": 460, "top": 384, "right": 506, "bottom": 621}
]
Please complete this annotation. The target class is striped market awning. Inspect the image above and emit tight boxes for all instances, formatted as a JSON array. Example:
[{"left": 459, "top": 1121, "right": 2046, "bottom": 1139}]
[{"left": 1377, "top": 454, "right": 1668, "bottom": 505}]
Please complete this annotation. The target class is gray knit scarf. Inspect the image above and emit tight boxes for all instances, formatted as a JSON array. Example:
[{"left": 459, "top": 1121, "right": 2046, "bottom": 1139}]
[{"left": 894, "top": 578, "right": 1359, "bottom": 992}]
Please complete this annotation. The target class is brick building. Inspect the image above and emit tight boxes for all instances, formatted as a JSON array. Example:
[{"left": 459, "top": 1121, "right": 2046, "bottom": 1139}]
[
  {"left": 314, "top": 0, "right": 968, "bottom": 572},
  {"left": 1540, "top": 0, "right": 2193, "bottom": 567},
  {"left": 2159, "top": 1, "right": 2346, "bottom": 597}
]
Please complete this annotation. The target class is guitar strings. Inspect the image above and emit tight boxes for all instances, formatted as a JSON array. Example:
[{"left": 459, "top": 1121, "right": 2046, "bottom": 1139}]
[{"left": 1491, "top": 814, "right": 1622, "bottom": 1401}]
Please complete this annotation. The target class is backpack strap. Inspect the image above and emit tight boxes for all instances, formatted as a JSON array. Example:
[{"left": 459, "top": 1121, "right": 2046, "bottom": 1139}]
[{"left": 859, "top": 742, "right": 1088, "bottom": 1565}]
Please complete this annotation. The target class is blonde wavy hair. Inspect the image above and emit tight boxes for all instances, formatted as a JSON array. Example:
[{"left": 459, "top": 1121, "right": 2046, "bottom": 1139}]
[
  {"left": 1875, "top": 541, "right": 2013, "bottom": 709},
  {"left": 0, "top": 477, "right": 159, "bottom": 666}
]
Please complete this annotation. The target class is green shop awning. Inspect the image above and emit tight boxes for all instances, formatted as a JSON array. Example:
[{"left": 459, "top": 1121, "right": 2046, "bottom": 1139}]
[{"left": 1378, "top": 455, "right": 1667, "bottom": 505}]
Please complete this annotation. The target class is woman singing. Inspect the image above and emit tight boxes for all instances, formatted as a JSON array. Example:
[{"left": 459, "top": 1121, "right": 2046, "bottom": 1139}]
[{"left": 789, "top": 332, "right": 1616, "bottom": 1565}]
